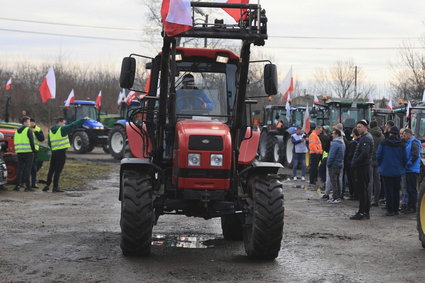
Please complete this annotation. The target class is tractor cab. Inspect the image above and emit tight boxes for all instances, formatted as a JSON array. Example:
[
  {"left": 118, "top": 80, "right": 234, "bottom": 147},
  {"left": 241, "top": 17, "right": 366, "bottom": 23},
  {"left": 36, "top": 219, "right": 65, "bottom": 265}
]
[
  {"left": 118, "top": 1, "right": 284, "bottom": 259},
  {"left": 372, "top": 107, "right": 406, "bottom": 129},
  {"left": 64, "top": 100, "right": 98, "bottom": 123}
]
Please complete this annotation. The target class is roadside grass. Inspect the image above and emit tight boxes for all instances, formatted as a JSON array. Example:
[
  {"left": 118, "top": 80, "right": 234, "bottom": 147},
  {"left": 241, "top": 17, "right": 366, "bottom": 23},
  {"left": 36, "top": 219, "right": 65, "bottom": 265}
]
[{"left": 36, "top": 159, "right": 114, "bottom": 189}]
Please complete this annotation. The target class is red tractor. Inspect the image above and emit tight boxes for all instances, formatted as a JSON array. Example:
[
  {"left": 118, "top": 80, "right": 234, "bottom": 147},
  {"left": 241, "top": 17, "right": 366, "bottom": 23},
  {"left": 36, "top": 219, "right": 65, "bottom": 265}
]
[{"left": 118, "top": 2, "right": 284, "bottom": 259}]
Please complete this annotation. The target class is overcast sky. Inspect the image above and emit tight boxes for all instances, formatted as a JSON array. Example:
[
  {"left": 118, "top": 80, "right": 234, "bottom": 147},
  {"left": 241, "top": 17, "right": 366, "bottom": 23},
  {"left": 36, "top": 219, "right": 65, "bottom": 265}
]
[{"left": 1, "top": 0, "right": 425, "bottom": 96}]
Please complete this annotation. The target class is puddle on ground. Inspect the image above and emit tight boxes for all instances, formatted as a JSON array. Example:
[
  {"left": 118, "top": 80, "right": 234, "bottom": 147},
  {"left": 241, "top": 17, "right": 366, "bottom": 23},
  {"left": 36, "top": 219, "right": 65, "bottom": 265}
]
[{"left": 151, "top": 234, "right": 217, "bottom": 249}]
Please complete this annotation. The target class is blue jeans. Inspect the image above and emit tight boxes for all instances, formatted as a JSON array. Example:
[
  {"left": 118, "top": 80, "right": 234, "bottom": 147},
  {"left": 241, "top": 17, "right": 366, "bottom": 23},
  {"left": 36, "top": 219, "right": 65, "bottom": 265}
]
[{"left": 292, "top": 152, "right": 306, "bottom": 177}]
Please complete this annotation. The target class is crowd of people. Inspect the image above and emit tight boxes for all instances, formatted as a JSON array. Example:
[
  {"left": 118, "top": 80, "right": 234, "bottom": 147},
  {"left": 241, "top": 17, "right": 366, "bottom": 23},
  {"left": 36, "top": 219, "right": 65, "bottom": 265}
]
[
  {"left": 291, "top": 119, "right": 422, "bottom": 220},
  {"left": 12, "top": 115, "right": 89, "bottom": 193}
]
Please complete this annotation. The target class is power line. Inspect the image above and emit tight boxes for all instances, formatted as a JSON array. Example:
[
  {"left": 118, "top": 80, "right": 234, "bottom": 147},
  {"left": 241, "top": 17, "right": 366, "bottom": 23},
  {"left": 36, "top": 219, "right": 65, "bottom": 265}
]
[
  {"left": 269, "top": 35, "right": 421, "bottom": 40},
  {"left": 264, "top": 46, "right": 425, "bottom": 50}
]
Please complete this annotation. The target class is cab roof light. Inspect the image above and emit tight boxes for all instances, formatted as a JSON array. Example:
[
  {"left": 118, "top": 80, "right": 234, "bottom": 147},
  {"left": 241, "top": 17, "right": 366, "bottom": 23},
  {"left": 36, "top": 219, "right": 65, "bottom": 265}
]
[{"left": 216, "top": 52, "right": 229, "bottom": 64}]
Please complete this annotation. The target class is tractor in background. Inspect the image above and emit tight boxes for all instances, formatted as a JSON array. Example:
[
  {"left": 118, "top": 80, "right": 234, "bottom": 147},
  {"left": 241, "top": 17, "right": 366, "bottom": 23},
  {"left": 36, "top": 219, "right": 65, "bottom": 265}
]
[
  {"left": 117, "top": 1, "right": 284, "bottom": 259},
  {"left": 63, "top": 100, "right": 110, "bottom": 154},
  {"left": 372, "top": 105, "right": 407, "bottom": 130}
]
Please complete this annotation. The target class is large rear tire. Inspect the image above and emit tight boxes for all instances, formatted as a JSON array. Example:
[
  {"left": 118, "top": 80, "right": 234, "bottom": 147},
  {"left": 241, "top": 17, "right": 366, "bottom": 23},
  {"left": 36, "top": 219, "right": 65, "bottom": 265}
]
[
  {"left": 418, "top": 181, "right": 425, "bottom": 249},
  {"left": 109, "top": 126, "right": 127, "bottom": 160},
  {"left": 120, "top": 170, "right": 154, "bottom": 256},
  {"left": 72, "top": 131, "right": 90, "bottom": 154},
  {"left": 4, "top": 154, "right": 18, "bottom": 184},
  {"left": 221, "top": 214, "right": 243, "bottom": 241},
  {"left": 259, "top": 131, "right": 277, "bottom": 162},
  {"left": 285, "top": 139, "right": 294, "bottom": 168},
  {"left": 243, "top": 174, "right": 284, "bottom": 260}
]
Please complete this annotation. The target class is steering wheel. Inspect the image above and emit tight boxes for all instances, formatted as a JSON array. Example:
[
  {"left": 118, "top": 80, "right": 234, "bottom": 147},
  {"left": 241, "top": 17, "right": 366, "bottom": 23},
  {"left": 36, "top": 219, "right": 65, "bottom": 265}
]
[{"left": 176, "top": 93, "right": 206, "bottom": 110}]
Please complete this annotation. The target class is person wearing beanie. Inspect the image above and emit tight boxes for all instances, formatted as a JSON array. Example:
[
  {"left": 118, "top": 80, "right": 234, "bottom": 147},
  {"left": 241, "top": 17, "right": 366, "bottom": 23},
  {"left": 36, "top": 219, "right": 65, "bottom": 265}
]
[
  {"left": 350, "top": 119, "right": 374, "bottom": 220},
  {"left": 377, "top": 126, "right": 407, "bottom": 216}
]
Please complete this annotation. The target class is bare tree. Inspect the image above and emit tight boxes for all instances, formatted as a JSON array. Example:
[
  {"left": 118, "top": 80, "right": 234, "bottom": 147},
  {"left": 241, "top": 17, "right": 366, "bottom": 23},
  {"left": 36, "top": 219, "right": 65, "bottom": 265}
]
[
  {"left": 313, "top": 59, "right": 375, "bottom": 99},
  {"left": 390, "top": 41, "right": 425, "bottom": 100}
]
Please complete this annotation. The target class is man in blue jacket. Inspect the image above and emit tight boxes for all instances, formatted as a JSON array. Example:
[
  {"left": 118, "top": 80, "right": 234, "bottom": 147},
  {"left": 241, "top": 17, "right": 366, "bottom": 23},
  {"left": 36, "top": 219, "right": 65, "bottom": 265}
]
[
  {"left": 327, "top": 129, "right": 346, "bottom": 203},
  {"left": 403, "top": 128, "right": 421, "bottom": 214},
  {"left": 377, "top": 126, "right": 407, "bottom": 216}
]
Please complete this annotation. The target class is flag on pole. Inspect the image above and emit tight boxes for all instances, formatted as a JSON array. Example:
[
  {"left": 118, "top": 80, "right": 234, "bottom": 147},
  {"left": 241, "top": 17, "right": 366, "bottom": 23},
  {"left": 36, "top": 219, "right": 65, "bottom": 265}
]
[
  {"left": 219, "top": 0, "right": 249, "bottom": 22},
  {"left": 313, "top": 94, "right": 320, "bottom": 104},
  {"left": 39, "top": 66, "right": 56, "bottom": 103},
  {"left": 117, "top": 89, "right": 126, "bottom": 105},
  {"left": 5, "top": 78, "right": 12, "bottom": 90},
  {"left": 95, "top": 91, "right": 102, "bottom": 110},
  {"left": 126, "top": 91, "right": 137, "bottom": 105},
  {"left": 285, "top": 93, "right": 291, "bottom": 121},
  {"left": 302, "top": 105, "right": 310, "bottom": 134},
  {"left": 64, "top": 89, "right": 75, "bottom": 109},
  {"left": 387, "top": 99, "right": 393, "bottom": 110},
  {"left": 406, "top": 100, "right": 412, "bottom": 119},
  {"left": 161, "top": 0, "right": 193, "bottom": 37},
  {"left": 368, "top": 93, "right": 374, "bottom": 103},
  {"left": 281, "top": 67, "right": 294, "bottom": 102}
]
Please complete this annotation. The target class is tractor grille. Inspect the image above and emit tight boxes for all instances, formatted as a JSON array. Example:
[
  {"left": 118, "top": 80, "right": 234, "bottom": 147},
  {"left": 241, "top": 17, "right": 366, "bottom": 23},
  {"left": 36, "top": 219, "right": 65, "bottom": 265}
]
[{"left": 189, "top": 135, "right": 223, "bottom": 151}]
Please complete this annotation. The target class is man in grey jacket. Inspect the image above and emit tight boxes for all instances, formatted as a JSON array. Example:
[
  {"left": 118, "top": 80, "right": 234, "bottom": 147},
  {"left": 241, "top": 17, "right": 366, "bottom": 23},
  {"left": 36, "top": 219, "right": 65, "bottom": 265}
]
[
  {"left": 327, "top": 129, "right": 346, "bottom": 204},
  {"left": 369, "top": 120, "right": 384, "bottom": 206}
]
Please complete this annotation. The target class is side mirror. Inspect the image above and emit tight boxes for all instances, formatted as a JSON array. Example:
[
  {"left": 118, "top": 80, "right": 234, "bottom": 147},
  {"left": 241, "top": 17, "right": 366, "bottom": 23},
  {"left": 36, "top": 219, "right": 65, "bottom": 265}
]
[
  {"left": 264, "top": 64, "right": 278, "bottom": 95},
  {"left": 120, "top": 57, "right": 136, "bottom": 89}
]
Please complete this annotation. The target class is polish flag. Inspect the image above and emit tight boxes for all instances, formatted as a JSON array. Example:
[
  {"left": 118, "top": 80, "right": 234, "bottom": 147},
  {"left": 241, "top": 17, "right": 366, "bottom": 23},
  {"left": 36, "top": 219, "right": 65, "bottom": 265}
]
[
  {"left": 126, "top": 91, "right": 137, "bottom": 105},
  {"left": 117, "top": 89, "right": 126, "bottom": 105},
  {"left": 39, "top": 66, "right": 56, "bottom": 103},
  {"left": 64, "top": 89, "right": 75, "bottom": 109},
  {"left": 302, "top": 105, "right": 310, "bottom": 134},
  {"left": 387, "top": 99, "right": 393, "bottom": 110},
  {"left": 406, "top": 100, "right": 412, "bottom": 119},
  {"left": 281, "top": 67, "right": 294, "bottom": 102},
  {"left": 218, "top": 0, "right": 249, "bottom": 22},
  {"left": 285, "top": 93, "right": 291, "bottom": 121},
  {"left": 161, "top": 0, "right": 193, "bottom": 37},
  {"left": 95, "top": 90, "right": 102, "bottom": 110},
  {"left": 368, "top": 93, "right": 374, "bottom": 103},
  {"left": 313, "top": 94, "right": 320, "bottom": 104},
  {"left": 5, "top": 78, "right": 12, "bottom": 90}
]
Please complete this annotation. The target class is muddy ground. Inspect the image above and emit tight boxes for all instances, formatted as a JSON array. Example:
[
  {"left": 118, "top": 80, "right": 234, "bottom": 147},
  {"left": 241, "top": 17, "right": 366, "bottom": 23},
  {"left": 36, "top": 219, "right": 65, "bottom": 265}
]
[{"left": 0, "top": 152, "right": 424, "bottom": 282}]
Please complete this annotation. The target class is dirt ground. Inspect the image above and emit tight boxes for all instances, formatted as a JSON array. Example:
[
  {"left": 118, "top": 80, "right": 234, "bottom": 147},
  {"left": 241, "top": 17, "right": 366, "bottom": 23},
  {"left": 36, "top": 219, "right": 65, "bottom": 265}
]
[{"left": 0, "top": 155, "right": 424, "bottom": 282}]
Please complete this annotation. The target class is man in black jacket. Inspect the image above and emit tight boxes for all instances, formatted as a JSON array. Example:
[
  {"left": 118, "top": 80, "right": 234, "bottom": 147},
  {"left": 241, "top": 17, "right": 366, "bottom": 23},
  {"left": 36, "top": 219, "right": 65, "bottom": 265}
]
[{"left": 350, "top": 119, "right": 374, "bottom": 220}]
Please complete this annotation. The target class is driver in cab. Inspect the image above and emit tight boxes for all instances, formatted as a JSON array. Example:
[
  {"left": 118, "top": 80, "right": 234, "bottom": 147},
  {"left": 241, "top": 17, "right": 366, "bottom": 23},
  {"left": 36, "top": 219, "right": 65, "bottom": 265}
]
[{"left": 176, "top": 74, "right": 214, "bottom": 112}]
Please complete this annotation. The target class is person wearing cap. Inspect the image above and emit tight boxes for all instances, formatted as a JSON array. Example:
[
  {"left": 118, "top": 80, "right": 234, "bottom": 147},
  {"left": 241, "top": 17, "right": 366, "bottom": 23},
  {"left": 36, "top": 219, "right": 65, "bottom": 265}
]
[
  {"left": 350, "top": 119, "right": 374, "bottom": 220},
  {"left": 291, "top": 126, "right": 308, "bottom": 180},
  {"left": 176, "top": 74, "right": 214, "bottom": 112},
  {"left": 13, "top": 116, "right": 36, "bottom": 192},
  {"left": 345, "top": 128, "right": 361, "bottom": 200},
  {"left": 326, "top": 129, "right": 346, "bottom": 204},
  {"left": 377, "top": 126, "right": 407, "bottom": 216},
  {"left": 369, "top": 120, "right": 384, "bottom": 206},
  {"left": 29, "top": 118, "right": 45, "bottom": 189},
  {"left": 402, "top": 128, "right": 421, "bottom": 214}
]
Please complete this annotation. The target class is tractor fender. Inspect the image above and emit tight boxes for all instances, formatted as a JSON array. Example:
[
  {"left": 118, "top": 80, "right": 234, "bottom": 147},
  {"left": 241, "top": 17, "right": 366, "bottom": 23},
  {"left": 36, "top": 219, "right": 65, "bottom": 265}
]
[
  {"left": 242, "top": 160, "right": 283, "bottom": 176},
  {"left": 126, "top": 122, "right": 152, "bottom": 158},
  {"left": 119, "top": 158, "right": 161, "bottom": 201},
  {"left": 239, "top": 127, "right": 260, "bottom": 165},
  {"left": 114, "top": 119, "right": 127, "bottom": 127}
]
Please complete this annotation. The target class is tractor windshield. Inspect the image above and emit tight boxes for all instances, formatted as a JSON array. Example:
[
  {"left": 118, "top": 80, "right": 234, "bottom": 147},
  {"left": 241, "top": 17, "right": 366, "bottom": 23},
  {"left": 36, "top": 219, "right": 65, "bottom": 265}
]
[
  {"left": 76, "top": 105, "right": 97, "bottom": 120},
  {"left": 174, "top": 62, "right": 236, "bottom": 123},
  {"left": 411, "top": 109, "right": 425, "bottom": 140},
  {"left": 270, "top": 108, "right": 287, "bottom": 126},
  {"left": 329, "top": 106, "right": 371, "bottom": 128}
]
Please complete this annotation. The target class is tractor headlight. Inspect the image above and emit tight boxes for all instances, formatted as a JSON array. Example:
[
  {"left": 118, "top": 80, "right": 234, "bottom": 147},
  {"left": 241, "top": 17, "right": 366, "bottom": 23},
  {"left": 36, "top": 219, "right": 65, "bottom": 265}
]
[
  {"left": 210, "top": 154, "right": 223, "bottom": 167},
  {"left": 94, "top": 126, "right": 104, "bottom": 130},
  {"left": 188, "top": 153, "right": 201, "bottom": 167}
]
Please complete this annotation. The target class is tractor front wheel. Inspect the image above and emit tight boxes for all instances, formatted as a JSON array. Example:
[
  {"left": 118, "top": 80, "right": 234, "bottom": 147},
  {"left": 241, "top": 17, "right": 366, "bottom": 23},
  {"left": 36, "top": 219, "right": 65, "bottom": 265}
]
[
  {"left": 72, "top": 131, "right": 90, "bottom": 154},
  {"left": 221, "top": 214, "right": 243, "bottom": 241},
  {"left": 109, "top": 126, "right": 127, "bottom": 160},
  {"left": 417, "top": 182, "right": 425, "bottom": 248},
  {"left": 243, "top": 174, "right": 284, "bottom": 260},
  {"left": 4, "top": 154, "right": 18, "bottom": 184},
  {"left": 120, "top": 170, "right": 154, "bottom": 256}
]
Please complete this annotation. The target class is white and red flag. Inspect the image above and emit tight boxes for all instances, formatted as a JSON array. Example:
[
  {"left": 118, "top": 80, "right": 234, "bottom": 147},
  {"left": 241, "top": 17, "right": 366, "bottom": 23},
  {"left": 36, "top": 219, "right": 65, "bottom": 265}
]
[
  {"left": 387, "top": 99, "right": 393, "bottom": 110},
  {"left": 281, "top": 67, "right": 294, "bottom": 102},
  {"left": 39, "top": 66, "right": 56, "bottom": 103},
  {"left": 5, "top": 78, "right": 12, "bottom": 90},
  {"left": 161, "top": 0, "right": 193, "bottom": 37},
  {"left": 117, "top": 89, "right": 126, "bottom": 105},
  {"left": 126, "top": 91, "right": 137, "bottom": 105},
  {"left": 368, "top": 93, "right": 374, "bottom": 103},
  {"left": 217, "top": 0, "right": 249, "bottom": 22},
  {"left": 406, "top": 100, "right": 412, "bottom": 119},
  {"left": 303, "top": 105, "right": 310, "bottom": 134},
  {"left": 313, "top": 94, "right": 320, "bottom": 104},
  {"left": 285, "top": 93, "right": 291, "bottom": 121},
  {"left": 95, "top": 90, "right": 102, "bottom": 110},
  {"left": 64, "top": 89, "right": 75, "bottom": 109}
]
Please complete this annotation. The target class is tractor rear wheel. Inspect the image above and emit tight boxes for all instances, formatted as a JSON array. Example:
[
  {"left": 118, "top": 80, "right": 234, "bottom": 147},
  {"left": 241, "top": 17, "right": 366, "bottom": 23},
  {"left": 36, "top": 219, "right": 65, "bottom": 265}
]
[
  {"left": 259, "top": 131, "right": 276, "bottom": 162},
  {"left": 221, "top": 214, "right": 243, "bottom": 241},
  {"left": 72, "top": 131, "right": 90, "bottom": 154},
  {"left": 120, "top": 170, "right": 154, "bottom": 256},
  {"left": 417, "top": 182, "right": 425, "bottom": 248},
  {"left": 243, "top": 174, "right": 284, "bottom": 260},
  {"left": 109, "top": 126, "right": 127, "bottom": 160},
  {"left": 4, "top": 154, "right": 18, "bottom": 184}
]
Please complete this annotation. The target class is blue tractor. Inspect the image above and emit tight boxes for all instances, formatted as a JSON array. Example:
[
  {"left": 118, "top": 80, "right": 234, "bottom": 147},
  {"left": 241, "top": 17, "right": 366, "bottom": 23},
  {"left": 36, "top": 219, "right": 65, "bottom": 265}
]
[{"left": 64, "top": 100, "right": 110, "bottom": 154}]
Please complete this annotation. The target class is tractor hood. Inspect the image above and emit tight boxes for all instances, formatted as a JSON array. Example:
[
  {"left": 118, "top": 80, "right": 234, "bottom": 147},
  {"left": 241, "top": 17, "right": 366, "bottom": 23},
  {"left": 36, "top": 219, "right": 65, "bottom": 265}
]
[
  {"left": 176, "top": 119, "right": 230, "bottom": 137},
  {"left": 82, "top": 119, "right": 104, "bottom": 129}
]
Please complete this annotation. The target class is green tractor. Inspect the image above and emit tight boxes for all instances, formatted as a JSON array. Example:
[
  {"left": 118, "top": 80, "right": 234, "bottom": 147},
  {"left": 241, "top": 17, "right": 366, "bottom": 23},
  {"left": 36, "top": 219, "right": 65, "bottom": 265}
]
[{"left": 372, "top": 106, "right": 407, "bottom": 129}]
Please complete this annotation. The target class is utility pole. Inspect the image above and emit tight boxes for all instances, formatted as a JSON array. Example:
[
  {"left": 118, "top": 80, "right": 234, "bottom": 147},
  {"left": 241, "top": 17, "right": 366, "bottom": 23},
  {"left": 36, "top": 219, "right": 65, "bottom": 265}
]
[
  {"left": 204, "top": 14, "right": 208, "bottom": 48},
  {"left": 354, "top": 65, "right": 358, "bottom": 98}
]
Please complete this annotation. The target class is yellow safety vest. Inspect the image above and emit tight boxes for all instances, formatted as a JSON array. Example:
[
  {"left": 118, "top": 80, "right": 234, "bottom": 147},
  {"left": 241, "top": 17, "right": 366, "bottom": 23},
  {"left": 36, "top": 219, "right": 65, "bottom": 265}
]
[
  {"left": 49, "top": 128, "right": 70, "bottom": 151},
  {"left": 14, "top": 127, "right": 33, "bottom": 153},
  {"left": 33, "top": 125, "right": 41, "bottom": 151}
]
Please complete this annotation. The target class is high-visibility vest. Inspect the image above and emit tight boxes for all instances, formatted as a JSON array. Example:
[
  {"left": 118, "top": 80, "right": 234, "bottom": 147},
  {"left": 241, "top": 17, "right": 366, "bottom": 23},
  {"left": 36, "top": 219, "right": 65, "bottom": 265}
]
[
  {"left": 33, "top": 125, "right": 41, "bottom": 151},
  {"left": 308, "top": 131, "right": 323, "bottom": 154},
  {"left": 49, "top": 128, "right": 70, "bottom": 151},
  {"left": 14, "top": 127, "right": 33, "bottom": 153}
]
